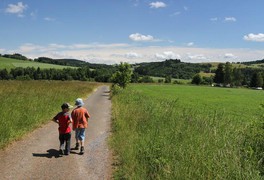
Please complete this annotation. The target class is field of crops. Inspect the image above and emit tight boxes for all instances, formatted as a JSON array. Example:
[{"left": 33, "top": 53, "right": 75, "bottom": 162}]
[
  {"left": 0, "top": 57, "right": 74, "bottom": 70},
  {"left": 0, "top": 81, "right": 101, "bottom": 149},
  {"left": 111, "top": 84, "right": 264, "bottom": 179}
]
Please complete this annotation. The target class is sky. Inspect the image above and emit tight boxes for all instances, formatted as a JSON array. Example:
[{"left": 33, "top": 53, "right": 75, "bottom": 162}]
[{"left": 0, "top": 0, "right": 264, "bottom": 64}]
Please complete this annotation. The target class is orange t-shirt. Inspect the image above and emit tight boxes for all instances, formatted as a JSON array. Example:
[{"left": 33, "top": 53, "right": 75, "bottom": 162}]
[{"left": 71, "top": 107, "right": 90, "bottom": 129}]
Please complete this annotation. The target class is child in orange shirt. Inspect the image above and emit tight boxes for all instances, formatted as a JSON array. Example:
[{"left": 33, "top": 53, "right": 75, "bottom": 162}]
[{"left": 71, "top": 98, "right": 90, "bottom": 154}]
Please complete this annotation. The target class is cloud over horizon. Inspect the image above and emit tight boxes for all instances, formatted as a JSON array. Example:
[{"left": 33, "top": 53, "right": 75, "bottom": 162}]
[
  {"left": 129, "top": 33, "right": 155, "bottom": 42},
  {"left": 3, "top": 42, "right": 262, "bottom": 65},
  {"left": 244, "top": 33, "right": 264, "bottom": 42}
]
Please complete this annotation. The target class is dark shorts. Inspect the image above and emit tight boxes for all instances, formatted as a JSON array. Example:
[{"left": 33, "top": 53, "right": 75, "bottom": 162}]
[{"left": 59, "top": 133, "right": 71, "bottom": 142}]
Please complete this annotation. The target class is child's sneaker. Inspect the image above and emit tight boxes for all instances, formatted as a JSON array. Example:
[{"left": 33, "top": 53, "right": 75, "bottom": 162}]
[
  {"left": 64, "top": 150, "right": 70, "bottom": 155},
  {"left": 74, "top": 143, "right": 79, "bottom": 150},
  {"left": 80, "top": 146, "right": 84, "bottom": 154},
  {"left": 59, "top": 149, "right": 63, "bottom": 155}
]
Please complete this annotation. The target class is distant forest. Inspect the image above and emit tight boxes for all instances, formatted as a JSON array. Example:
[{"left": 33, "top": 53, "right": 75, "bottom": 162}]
[
  {"left": 133, "top": 59, "right": 212, "bottom": 79},
  {"left": 0, "top": 53, "right": 263, "bottom": 88}
]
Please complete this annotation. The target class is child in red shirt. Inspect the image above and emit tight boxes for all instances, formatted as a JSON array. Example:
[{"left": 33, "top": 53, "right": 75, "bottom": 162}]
[{"left": 52, "top": 103, "right": 73, "bottom": 156}]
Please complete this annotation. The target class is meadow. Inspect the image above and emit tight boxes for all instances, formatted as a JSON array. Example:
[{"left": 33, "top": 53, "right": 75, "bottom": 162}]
[
  {"left": 111, "top": 84, "right": 264, "bottom": 179},
  {"left": 0, "top": 57, "right": 74, "bottom": 70},
  {"left": 0, "top": 81, "right": 100, "bottom": 149}
]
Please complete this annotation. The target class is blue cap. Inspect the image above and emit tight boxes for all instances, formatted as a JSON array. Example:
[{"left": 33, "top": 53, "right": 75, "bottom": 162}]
[{"left": 75, "top": 98, "right": 84, "bottom": 107}]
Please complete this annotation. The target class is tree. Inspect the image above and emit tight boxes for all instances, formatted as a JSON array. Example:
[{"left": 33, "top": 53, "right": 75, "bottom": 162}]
[
  {"left": 0, "top": 69, "right": 9, "bottom": 80},
  {"left": 250, "top": 72, "right": 263, "bottom": 87},
  {"left": 111, "top": 62, "right": 132, "bottom": 88},
  {"left": 224, "top": 62, "right": 233, "bottom": 85},
  {"left": 192, "top": 74, "right": 202, "bottom": 85},
  {"left": 165, "top": 75, "right": 172, "bottom": 83},
  {"left": 233, "top": 68, "right": 243, "bottom": 86},
  {"left": 139, "top": 76, "right": 154, "bottom": 83},
  {"left": 131, "top": 72, "right": 140, "bottom": 83},
  {"left": 202, "top": 76, "right": 213, "bottom": 85},
  {"left": 214, "top": 63, "right": 224, "bottom": 84}
]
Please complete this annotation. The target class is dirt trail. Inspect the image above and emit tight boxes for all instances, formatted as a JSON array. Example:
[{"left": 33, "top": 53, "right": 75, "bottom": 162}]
[{"left": 0, "top": 85, "right": 112, "bottom": 180}]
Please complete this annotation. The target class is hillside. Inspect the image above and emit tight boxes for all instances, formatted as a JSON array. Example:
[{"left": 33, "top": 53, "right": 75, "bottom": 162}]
[
  {"left": 0, "top": 53, "right": 263, "bottom": 83},
  {"left": 133, "top": 59, "right": 212, "bottom": 79},
  {"left": 0, "top": 57, "right": 76, "bottom": 70},
  {"left": 34, "top": 57, "right": 113, "bottom": 69}
]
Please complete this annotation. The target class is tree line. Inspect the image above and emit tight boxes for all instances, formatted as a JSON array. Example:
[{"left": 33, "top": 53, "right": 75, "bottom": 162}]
[
  {"left": 0, "top": 53, "right": 263, "bottom": 88},
  {"left": 0, "top": 66, "right": 116, "bottom": 82},
  {"left": 192, "top": 62, "right": 264, "bottom": 88},
  {"left": 133, "top": 59, "right": 212, "bottom": 79}
]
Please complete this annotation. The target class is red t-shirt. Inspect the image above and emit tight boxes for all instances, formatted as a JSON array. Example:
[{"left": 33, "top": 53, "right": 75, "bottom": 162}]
[{"left": 53, "top": 112, "right": 71, "bottom": 134}]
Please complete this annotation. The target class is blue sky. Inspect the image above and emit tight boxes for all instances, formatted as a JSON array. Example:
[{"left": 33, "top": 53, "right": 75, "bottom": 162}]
[{"left": 0, "top": 0, "right": 264, "bottom": 64}]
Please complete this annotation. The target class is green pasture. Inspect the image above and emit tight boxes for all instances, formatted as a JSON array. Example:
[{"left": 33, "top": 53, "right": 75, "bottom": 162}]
[
  {"left": 249, "top": 63, "right": 264, "bottom": 68},
  {"left": 0, "top": 81, "right": 101, "bottom": 149},
  {"left": 151, "top": 76, "right": 191, "bottom": 84},
  {"left": 0, "top": 57, "right": 75, "bottom": 70},
  {"left": 111, "top": 84, "right": 264, "bottom": 179},
  {"left": 207, "top": 62, "right": 264, "bottom": 70}
]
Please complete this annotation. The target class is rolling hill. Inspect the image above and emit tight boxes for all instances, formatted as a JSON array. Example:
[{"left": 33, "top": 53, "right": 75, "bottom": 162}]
[{"left": 0, "top": 57, "right": 76, "bottom": 70}]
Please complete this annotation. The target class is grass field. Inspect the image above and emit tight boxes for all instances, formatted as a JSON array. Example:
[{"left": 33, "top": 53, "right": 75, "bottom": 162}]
[
  {"left": 0, "top": 57, "right": 75, "bottom": 70},
  {"left": 111, "top": 84, "right": 264, "bottom": 179},
  {"left": 151, "top": 76, "right": 191, "bottom": 84},
  {"left": 0, "top": 81, "right": 101, "bottom": 149}
]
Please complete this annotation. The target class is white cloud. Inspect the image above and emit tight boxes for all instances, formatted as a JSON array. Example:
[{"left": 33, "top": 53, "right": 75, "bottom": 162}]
[
  {"left": 149, "top": 2, "right": 167, "bottom": 8},
  {"left": 171, "top": 11, "right": 181, "bottom": 16},
  {"left": 5, "top": 2, "right": 27, "bottom": 16},
  {"left": 210, "top": 17, "right": 218, "bottom": 21},
  {"left": 131, "top": 0, "right": 140, "bottom": 7},
  {"left": 187, "top": 54, "right": 207, "bottom": 61},
  {"left": 19, "top": 43, "right": 43, "bottom": 53},
  {"left": 129, "top": 33, "right": 154, "bottom": 42},
  {"left": 125, "top": 52, "right": 142, "bottom": 59},
  {"left": 30, "top": 11, "right": 37, "bottom": 18},
  {"left": 44, "top": 17, "right": 56, "bottom": 21},
  {"left": 155, "top": 51, "right": 181, "bottom": 60},
  {"left": 224, "top": 53, "right": 237, "bottom": 59},
  {"left": 243, "top": 33, "right": 264, "bottom": 42},
  {"left": 224, "top": 17, "right": 236, "bottom": 22},
  {"left": 187, "top": 42, "right": 194, "bottom": 46},
  {"left": 6, "top": 43, "right": 264, "bottom": 64}
]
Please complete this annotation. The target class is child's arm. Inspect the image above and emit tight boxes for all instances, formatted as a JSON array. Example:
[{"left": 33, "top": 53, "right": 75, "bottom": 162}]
[
  {"left": 85, "top": 110, "right": 91, "bottom": 120},
  {"left": 52, "top": 118, "right": 59, "bottom": 124},
  {"left": 67, "top": 117, "right": 73, "bottom": 126}
]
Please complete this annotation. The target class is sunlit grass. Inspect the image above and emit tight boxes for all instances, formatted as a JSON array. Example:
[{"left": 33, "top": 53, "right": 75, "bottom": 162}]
[
  {"left": 0, "top": 81, "right": 101, "bottom": 149},
  {"left": 111, "top": 84, "right": 264, "bottom": 179}
]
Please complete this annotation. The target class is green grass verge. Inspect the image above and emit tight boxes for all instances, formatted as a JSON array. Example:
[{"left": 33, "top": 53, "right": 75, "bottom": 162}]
[
  {"left": 0, "top": 81, "right": 101, "bottom": 149},
  {"left": 110, "top": 84, "right": 264, "bottom": 179}
]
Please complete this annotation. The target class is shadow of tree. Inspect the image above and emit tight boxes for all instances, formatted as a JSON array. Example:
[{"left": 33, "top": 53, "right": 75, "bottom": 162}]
[{"left": 32, "top": 149, "right": 61, "bottom": 158}]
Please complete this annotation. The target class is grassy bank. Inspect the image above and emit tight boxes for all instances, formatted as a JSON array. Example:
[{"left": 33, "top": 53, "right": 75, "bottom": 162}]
[
  {"left": 111, "top": 84, "right": 264, "bottom": 179},
  {"left": 0, "top": 81, "right": 100, "bottom": 149}
]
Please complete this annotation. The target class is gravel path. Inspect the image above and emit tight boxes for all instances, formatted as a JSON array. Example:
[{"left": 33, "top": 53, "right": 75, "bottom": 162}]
[{"left": 0, "top": 86, "right": 112, "bottom": 180}]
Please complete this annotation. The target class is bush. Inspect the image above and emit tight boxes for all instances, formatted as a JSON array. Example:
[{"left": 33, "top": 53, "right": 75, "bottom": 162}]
[{"left": 111, "top": 84, "right": 123, "bottom": 97}]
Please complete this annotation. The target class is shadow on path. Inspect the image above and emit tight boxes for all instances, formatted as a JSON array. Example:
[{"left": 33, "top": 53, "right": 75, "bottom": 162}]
[{"left": 32, "top": 149, "right": 61, "bottom": 158}]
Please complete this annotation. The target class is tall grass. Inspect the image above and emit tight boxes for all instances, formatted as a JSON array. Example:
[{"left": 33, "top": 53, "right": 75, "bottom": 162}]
[
  {"left": 0, "top": 81, "right": 100, "bottom": 149},
  {"left": 111, "top": 84, "right": 264, "bottom": 179}
]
